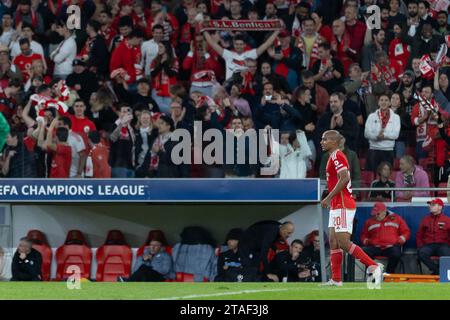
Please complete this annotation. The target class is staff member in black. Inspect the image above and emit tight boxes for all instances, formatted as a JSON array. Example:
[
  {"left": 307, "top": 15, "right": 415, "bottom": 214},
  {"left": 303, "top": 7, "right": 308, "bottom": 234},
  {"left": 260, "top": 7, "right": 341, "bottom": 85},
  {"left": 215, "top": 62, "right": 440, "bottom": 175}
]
[
  {"left": 238, "top": 220, "right": 295, "bottom": 281},
  {"left": 11, "top": 237, "right": 42, "bottom": 281}
]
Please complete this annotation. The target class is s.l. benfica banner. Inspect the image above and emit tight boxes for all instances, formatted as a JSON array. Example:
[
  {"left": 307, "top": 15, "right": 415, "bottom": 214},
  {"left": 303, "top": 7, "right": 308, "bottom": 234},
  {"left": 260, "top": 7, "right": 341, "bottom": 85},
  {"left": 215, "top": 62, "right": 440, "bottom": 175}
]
[{"left": 200, "top": 19, "right": 283, "bottom": 32}]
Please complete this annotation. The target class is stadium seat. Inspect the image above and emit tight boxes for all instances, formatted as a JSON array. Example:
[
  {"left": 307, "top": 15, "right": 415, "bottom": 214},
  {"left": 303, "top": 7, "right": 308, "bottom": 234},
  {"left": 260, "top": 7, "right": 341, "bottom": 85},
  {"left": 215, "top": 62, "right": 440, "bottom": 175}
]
[
  {"left": 104, "top": 230, "right": 127, "bottom": 245},
  {"left": 96, "top": 230, "right": 132, "bottom": 282},
  {"left": 55, "top": 230, "right": 92, "bottom": 280},
  {"left": 393, "top": 158, "right": 400, "bottom": 170},
  {"left": 360, "top": 171, "right": 375, "bottom": 187},
  {"left": 418, "top": 256, "right": 440, "bottom": 274},
  {"left": 359, "top": 158, "right": 366, "bottom": 171},
  {"left": 405, "top": 146, "right": 415, "bottom": 157},
  {"left": 175, "top": 272, "right": 208, "bottom": 282},
  {"left": 95, "top": 245, "right": 132, "bottom": 282},
  {"left": 437, "top": 183, "right": 448, "bottom": 197},
  {"left": 27, "top": 230, "right": 52, "bottom": 281}
]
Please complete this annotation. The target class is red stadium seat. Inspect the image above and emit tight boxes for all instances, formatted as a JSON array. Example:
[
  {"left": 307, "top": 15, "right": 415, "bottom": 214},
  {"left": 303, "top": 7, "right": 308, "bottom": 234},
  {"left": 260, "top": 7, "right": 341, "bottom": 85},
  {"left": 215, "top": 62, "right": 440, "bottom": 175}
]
[
  {"left": 95, "top": 245, "right": 132, "bottom": 282},
  {"left": 55, "top": 230, "right": 92, "bottom": 280},
  {"left": 359, "top": 158, "right": 366, "bottom": 171},
  {"left": 27, "top": 230, "right": 52, "bottom": 281},
  {"left": 96, "top": 230, "right": 132, "bottom": 282},
  {"left": 104, "top": 230, "right": 127, "bottom": 245},
  {"left": 437, "top": 183, "right": 448, "bottom": 197},
  {"left": 175, "top": 272, "right": 208, "bottom": 282},
  {"left": 360, "top": 171, "right": 375, "bottom": 187},
  {"left": 55, "top": 244, "right": 92, "bottom": 280},
  {"left": 393, "top": 158, "right": 400, "bottom": 170},
  {"left": 32, "top": 244, "right": 53, "bottom": 281}
]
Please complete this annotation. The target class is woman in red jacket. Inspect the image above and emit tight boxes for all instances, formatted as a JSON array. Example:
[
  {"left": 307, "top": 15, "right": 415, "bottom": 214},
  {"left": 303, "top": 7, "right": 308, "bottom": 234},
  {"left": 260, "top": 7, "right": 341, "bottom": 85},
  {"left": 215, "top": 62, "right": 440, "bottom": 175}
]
[{"left": 150, "top": 41, "right": 179, "bottom": 115}]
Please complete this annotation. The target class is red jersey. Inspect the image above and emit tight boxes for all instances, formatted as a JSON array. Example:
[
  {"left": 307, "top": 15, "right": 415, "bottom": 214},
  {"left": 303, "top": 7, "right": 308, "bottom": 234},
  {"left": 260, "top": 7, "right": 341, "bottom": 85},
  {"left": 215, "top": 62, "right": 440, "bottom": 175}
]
[
  {"left": 13, "top": 53, "right": 43, "bottom": 83},
  {"left": 49, "top": 144, "right": 72, "bottom": 178},
  {"left": 68, "top": 115, "right": 96, "bottom": 137},
  {"left": 326, "top": 149, "right": 356, "bottom": 210}
]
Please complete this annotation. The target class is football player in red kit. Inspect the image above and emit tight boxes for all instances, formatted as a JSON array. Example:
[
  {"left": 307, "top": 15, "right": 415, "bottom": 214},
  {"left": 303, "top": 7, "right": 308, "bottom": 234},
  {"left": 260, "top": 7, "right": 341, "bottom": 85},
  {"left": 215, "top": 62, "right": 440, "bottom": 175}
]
[{"left": 320, "top": 130, "right": 383, "bottom": 286}]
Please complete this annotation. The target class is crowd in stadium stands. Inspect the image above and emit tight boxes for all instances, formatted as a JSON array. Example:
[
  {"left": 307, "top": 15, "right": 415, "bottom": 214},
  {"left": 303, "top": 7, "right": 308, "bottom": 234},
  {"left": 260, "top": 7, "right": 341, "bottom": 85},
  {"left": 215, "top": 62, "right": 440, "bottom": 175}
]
[
  {"left": 0, "top": 0, "right": 450, "bottom": 197},
  {"left": 0, "top": 200, "right": 449, "bottom": 281}
]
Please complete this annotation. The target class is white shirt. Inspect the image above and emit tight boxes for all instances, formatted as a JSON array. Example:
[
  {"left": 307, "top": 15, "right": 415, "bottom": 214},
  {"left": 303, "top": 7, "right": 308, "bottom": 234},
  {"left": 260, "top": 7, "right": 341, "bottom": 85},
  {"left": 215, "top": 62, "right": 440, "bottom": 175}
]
[
  {"left": 0, "top": 29, "right": 16, "bottom": 47},
  {"left": 0, "top": 250, "right": 12, "bottom": 281},
  {"left": 222, "top": 48, "right": 257, "bottom": 80},
  {"left": 50, "top": 35, "right": 77, "bottom": 76},
  {"left": 68, "top": 131, "right": 86, "bottom": 177},
  {"left": 141, "top": 39, "right": 159, "bottom": 77},
  {"left": 364, "top": 109, "right": 401, "bottom": 151},
  {"left": 9, "top": 40, "right": 44, "bottom": 59},
  {"left": 278, "top": 131, "right": 312, "bottom": 179}
]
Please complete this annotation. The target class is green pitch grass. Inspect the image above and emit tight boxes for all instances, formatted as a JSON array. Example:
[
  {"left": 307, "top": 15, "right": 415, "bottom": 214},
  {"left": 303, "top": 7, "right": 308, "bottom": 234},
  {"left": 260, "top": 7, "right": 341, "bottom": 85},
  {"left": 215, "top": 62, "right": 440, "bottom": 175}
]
[{"left": 0, "top": 282, "right": 449, "bottom": 300}]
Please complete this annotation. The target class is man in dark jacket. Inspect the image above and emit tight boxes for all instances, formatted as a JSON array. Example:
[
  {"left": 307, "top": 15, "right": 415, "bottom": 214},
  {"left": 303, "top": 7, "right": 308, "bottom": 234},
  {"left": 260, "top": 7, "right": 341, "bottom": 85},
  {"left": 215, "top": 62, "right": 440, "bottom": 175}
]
[
  {"left": 316, "top": 92, "right": 359, "bottom": 151},
  {"left": 215, "top": 228, "right": 244, "bottom": 282},
  {"left": 238, "top": 220, "right": 295, "bottom": 281},
  {"left": 11, "top": 237, "right": 42, "bottom": 281},
  {"left": 66, "top": 59, "right": 99, "bottom": 105},
  {"left": 267, "top": 239, "right": 304, "bottom": 282}
]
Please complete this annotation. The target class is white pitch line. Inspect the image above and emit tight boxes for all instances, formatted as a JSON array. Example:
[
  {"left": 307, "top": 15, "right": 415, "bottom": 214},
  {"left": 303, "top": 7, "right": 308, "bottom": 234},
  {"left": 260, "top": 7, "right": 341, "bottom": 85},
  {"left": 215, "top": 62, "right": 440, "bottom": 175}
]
[{"left": 155, "top": 288, "right": 290, "bottom": 300}]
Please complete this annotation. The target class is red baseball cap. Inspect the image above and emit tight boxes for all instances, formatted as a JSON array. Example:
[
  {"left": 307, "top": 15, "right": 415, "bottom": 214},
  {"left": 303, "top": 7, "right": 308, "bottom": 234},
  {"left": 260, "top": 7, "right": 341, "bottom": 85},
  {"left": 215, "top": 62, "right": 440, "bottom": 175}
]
[
  {"left": 371, "top": 202, "right": 386, "bottom": 215},
  {"left": 427, "top": 198, "right": 445, "bottom": 207}
]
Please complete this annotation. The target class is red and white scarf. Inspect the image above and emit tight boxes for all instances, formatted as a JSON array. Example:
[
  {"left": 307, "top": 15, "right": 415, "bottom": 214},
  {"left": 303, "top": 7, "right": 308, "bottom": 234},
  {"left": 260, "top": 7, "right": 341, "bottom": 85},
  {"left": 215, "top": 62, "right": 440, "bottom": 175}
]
[
  {"left": 378, "top": 109, "right": 390, "bottom": 129},
  {"left": 200, "top": 19, "right": 283, "bottom": 32}
]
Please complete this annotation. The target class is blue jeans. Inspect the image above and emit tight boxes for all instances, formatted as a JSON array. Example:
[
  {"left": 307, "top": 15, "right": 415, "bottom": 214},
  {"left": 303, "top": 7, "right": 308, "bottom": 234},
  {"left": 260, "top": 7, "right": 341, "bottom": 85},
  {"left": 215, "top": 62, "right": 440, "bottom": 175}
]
[{"left": 111, "top": 167, "right": 135, "bottom": 178}]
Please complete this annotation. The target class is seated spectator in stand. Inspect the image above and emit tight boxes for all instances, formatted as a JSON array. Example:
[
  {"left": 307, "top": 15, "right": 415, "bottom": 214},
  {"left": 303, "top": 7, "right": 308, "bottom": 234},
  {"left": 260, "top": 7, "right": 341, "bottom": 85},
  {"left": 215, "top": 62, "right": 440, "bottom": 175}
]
[
  {"left": 11, "top": 237, "right": 42, "bottom": 281},
  {"left": 395, "top": 155, "right": 430, "bottom": 200},
  {"left": 278, "top": 130, "right": 312, "bottom": 179},
  {"left": 119, "top": 239, "right": 174, "bottom": 282},
  {"left": 417, "top": 198, "right": 450, "bottom": 275},
  {"left": 267, "top": 239, "right": 305, "bottom": 282},
  {"left": 364, "top": 93, "right": 401, "bottom": 172},
  {"left": 215, "top": 228, "right": 244, "bottom": 282},
  {"left": 316, "top": 92, "right": 359, "bottom": 151},
  {"left": 238, "top": 221, "right": 295, "bottom": 282},
  {"left": 361, "top": 202, "right": 410, "bottom": 273},
  {"left": 368, "top": 162, "right": 396, "bottom": 201},
  {"left": 320, "top": 137, "right": 361, "bottom": 189},
  {"left": 85, "top": 131, "right": 111, "bottom": 178},
  {"left": 37, "top": 118, "right": 72, "bottom": 178}
]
